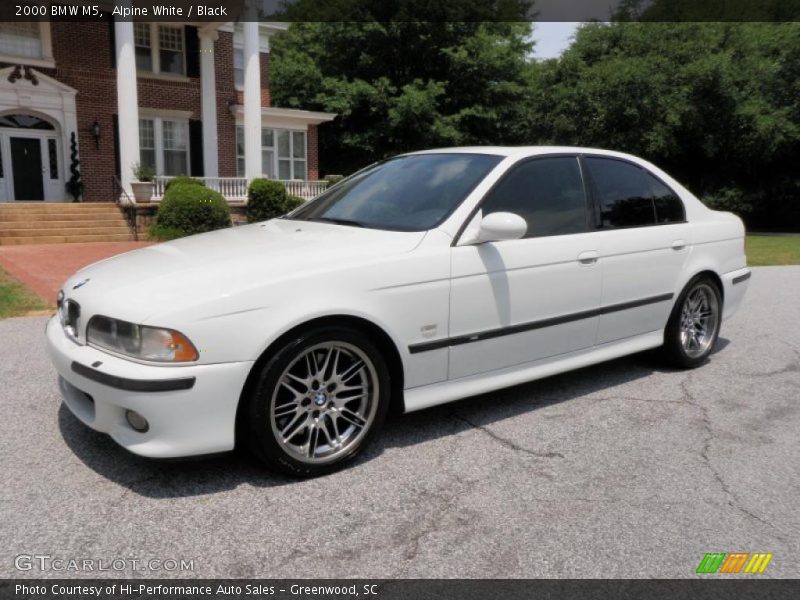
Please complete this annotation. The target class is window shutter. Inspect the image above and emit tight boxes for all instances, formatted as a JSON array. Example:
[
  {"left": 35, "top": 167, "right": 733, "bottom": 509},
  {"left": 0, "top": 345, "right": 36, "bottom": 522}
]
[
  {"left": 107, "top": 13, "right": 116, "bottom": 68},
  {"left": 112, "top": 114, "right": 120, "bottom": 179},
  {"left": 185, "top": 26, "right": 200, "bottom": 77},
  {"left": 189, "top": 119, "right": 204, "bottom": 176}
]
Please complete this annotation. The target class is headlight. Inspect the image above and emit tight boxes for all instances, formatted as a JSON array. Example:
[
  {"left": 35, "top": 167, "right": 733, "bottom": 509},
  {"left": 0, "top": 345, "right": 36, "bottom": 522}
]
[{"left": 86, "top": 316, "right": 199, "bottom": 363}]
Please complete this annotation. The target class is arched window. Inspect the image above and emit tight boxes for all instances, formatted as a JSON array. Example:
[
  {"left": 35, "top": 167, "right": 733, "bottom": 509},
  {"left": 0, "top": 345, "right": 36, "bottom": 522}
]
[{"left": 0, "top": 114, "right": 55, "bottom": 130}]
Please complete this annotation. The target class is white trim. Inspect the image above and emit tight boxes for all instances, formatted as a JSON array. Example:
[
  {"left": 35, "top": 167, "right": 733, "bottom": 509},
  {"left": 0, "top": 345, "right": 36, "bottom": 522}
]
[
  {"left": 0, "top": 67, "right": 77, "bottom": 202},
  {"left": 230, "top": 105, "right": 336, "bottom": 126},
  {"left": 199, "top": 31, "right": 219, "bottom": 177},
  {"left": 115, "top": 16, "right": 140, "bottom": 195}
]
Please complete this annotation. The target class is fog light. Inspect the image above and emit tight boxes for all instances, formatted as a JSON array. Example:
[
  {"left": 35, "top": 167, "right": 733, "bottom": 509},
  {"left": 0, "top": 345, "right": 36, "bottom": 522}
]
[{"left": 125, "top": 410, "right": 149, "bottom": 433}]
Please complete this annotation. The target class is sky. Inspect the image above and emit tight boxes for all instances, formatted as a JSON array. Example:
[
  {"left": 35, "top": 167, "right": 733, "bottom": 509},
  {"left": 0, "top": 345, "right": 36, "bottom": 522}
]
[{"left": 532, "top": 22, "right": 581, "bottom": 60}]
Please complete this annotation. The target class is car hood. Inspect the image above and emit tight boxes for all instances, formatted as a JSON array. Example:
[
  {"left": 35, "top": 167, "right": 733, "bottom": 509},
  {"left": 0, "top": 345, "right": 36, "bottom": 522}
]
[{"left": 64, "top": 219, "right": 426, "bottom": 324}]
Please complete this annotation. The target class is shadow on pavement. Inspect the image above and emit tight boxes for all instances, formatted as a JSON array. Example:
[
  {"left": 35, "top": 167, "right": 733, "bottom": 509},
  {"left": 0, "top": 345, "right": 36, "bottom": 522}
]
[{"left": 58, "top": 339, "right": 731, "bottom": 499}]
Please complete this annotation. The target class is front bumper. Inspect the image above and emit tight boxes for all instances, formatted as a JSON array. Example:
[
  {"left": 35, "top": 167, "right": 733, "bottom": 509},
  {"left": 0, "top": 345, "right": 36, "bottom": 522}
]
[{"left": 46, "top": 316, "right": 254, "bottom": 458}]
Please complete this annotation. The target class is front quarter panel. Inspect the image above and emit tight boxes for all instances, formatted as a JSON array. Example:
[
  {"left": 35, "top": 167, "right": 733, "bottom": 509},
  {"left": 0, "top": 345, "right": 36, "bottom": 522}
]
[{"left": 145, "top": 230, "right": 454, "bottom": 389}]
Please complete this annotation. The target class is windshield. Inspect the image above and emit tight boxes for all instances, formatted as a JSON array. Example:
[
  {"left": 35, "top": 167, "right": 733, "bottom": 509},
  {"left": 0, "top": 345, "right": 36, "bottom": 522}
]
[{"left": 288, "top": 153, "right": 503, "bottom": 231}]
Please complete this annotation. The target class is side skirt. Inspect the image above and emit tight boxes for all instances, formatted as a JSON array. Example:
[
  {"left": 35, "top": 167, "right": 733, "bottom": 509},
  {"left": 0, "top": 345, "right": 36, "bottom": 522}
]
[{"left": 402, "top": 330, "right": 664, "bottom": 413}]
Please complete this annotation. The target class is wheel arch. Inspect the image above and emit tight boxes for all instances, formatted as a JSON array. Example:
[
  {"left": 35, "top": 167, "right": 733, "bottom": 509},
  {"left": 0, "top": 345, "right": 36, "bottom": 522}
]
[
  {"left": 235, "top": 315, "right": 406, "bottom": 446},
  {"left": 679, "top": 268, "right": 724, "bottom": 303}
]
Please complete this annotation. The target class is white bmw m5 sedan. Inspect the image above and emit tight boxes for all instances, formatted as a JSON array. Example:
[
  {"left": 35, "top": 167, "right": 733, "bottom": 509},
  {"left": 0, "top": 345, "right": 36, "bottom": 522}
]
[{"left": 46, "top": 147, "right": 750, "bottom": 476}]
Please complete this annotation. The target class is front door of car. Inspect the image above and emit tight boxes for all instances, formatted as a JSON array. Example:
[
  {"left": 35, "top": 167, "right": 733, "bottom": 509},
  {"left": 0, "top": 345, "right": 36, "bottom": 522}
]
[
  {"left": 581, "top": 156, "right": 691, "bottom": 344},
  {"left": 448, "top": 155, "right": 603, "bottom": 380}
]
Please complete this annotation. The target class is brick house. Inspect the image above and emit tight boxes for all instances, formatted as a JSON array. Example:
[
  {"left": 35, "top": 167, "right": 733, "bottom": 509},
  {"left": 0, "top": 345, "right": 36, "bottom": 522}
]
[{"left": 0, "top": 18, "right": 335, "bottom": 204}]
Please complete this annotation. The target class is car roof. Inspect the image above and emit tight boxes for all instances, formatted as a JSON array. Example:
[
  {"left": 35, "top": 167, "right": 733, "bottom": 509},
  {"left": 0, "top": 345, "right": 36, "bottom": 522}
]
[{"left": 405, "top": 146, "right": 643, "bottom": 161}]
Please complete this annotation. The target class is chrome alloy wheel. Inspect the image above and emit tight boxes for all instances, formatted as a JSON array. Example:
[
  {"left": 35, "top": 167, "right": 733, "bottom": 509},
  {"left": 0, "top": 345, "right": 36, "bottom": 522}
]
[
  {"left": 679, "top": 283, "right": 720, "bottom": 358},
  {"left": 269, "top": 342, "right": 379, "bottom": 464}
]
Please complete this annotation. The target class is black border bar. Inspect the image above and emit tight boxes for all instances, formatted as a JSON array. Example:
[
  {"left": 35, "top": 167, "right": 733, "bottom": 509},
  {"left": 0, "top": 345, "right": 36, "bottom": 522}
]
[
  {"left": 733, "top": 271, "right": 752, "bottom": 285},
  {"left": 71, "top": 361, "right": 196, "bottom": 392},
  {"left": 3, "top": 579, "right": 800, "bottom": 600},
  {"left": 3, "top": 0, "right": 800, "bottom": 22},
  {"left": 409, "top": 292, "right": 674, "bottom": 354}
]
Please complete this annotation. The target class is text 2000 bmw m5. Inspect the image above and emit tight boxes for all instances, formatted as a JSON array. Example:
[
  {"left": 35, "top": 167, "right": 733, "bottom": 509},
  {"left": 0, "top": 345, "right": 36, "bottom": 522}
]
[{"left": 47, "top": 147, "right": 750, "bottom": 476}]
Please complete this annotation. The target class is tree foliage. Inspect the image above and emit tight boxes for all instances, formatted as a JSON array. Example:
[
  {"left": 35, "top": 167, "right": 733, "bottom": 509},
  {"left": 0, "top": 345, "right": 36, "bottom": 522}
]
[
  {"left": 270, "top": 18, "right": 534, "bottom": 174},
  {"left": 530, "top": 22, "right": 800, "bottom": 228},
  {"left": 271, "top": 13, "right": 800, "bottom": 229}
]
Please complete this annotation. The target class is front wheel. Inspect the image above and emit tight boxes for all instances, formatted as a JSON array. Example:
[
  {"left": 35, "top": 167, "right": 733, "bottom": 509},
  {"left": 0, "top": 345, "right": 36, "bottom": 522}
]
[
  {"left": 662, "top": 276, "right": 722, "bottom": 368},
  {"left": 243, "top": 326, "right": 390, "bottom": 477}
]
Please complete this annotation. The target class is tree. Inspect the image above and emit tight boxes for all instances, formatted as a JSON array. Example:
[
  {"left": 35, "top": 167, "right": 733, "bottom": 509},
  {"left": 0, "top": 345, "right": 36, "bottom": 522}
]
[
  {"left": 528, "top": 21, "right": 800, "bottom": 229},
  {"left": 270, "top": 7, "right": 535, "bottom": 174}
]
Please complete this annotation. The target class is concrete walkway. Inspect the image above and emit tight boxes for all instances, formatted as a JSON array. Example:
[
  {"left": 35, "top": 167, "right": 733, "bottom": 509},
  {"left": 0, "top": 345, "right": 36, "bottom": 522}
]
[{"left": 0, "top": 241, "right": 152, "bottom": 303}]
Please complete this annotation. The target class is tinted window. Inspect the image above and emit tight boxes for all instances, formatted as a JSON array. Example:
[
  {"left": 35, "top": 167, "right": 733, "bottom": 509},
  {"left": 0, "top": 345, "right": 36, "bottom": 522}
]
[
  {"left": 290, "top": 153, "right": 502, "bottom": 231},
  {"left": 481, "top": 157, "right": 588, "bottom": 238},
  {"left": 647, "top": 173, "right": 685, "bottom": 223},
  {"left": 585, "top": 157, "right": 656, "bottom": 228}
]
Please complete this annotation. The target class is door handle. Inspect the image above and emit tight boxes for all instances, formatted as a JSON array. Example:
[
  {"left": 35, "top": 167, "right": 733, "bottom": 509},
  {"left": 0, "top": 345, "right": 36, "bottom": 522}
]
[
  {"left": 671, "top": 240, "right": 687, "bottom": 251},
  {"left": 578, "top": 250, "right": 599, "bottom": 265}
]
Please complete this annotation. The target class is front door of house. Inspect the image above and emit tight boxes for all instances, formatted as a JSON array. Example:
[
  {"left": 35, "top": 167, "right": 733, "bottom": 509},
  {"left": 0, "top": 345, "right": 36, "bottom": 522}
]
[{"left": 10, "top": 137, "right": 44, "bottom": 201}]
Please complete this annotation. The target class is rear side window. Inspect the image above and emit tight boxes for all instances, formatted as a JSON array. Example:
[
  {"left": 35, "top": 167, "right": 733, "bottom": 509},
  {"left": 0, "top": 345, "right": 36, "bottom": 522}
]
[
  {"left": 481, "top": 156, "right": 588, "bottom": 238},
  {"left": 647, "top": 173, "right": 685, "bottom": 223},
  {"left": 584, "top": 157, "right": 655, "bottom": 228}
]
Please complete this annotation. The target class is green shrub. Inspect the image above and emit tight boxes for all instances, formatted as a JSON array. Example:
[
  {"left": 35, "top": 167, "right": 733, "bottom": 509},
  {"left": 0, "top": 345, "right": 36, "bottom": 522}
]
[
  {"left": 154, "top": 183, "right": 231, "bottom": 237},
  {"left": 164, "top": 175, "right": 204, "bottom": 193},
  {"left": 284, "top": 195, "right": 305, "bottom": 213},
  {"left": 324, "top": 174, "right": 344, "bottom": 189},
  {"left": 148, "top": 224, "right": 186, "bottom": 242},
  {"left": 247, "top": 178, "right": 288, "bottom": 223},
  {"left": 132, "top": 161, "right": 155, "bottom": 183}
]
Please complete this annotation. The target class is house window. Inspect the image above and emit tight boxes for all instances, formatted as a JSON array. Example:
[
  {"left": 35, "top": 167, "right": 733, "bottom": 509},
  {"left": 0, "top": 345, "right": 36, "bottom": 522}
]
[
  {"left": 159, "top": 26, "right": 185, "bottom": 75},
  {"left": 162, "top": 120, "right": 188, "bottom": 175},
  {"left": 134, "top": 24, "right": 185, "bottom": 76},
  {"left": 233, "top": 46, "right": 244, "bottom": 88},
  {"left": 139, "top": 119, "right": 156, "bottom": 171},
  {"left": 236, "top": 127, "right": 307, "bottom": 180},
  {"left": 0, "top": 22, "right": 43, "bottom": 59},
  {"left": 139, "top": 118, "right": 190, "bottom": 176},
  {"left": 134, "top": 23, "right": 153, "bottom": 71}
]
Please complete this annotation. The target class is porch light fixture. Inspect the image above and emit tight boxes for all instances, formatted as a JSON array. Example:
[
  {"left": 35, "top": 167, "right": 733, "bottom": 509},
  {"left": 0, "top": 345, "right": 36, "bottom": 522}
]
[{"left": 91, "top": 121, "right": 101, "bottom": 149}]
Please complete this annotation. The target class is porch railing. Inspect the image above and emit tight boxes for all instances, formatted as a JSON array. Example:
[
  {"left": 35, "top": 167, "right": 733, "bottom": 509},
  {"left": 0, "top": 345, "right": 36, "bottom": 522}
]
[{"left": 152, "top": 177, "right": 328, "bottom": 203}]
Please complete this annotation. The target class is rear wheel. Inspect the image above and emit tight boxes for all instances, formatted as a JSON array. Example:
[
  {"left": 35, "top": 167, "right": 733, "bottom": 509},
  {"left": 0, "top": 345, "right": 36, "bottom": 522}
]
[
  {"left": 662, "top": 276, "right": 722, "bottom": 368},
  {"left": 244, "top": 326, "right": 390, "bottom": 477}
]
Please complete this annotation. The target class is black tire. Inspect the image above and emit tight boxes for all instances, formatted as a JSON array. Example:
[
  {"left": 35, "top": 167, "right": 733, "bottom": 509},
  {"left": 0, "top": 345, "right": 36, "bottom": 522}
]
[
  {"left": 243, "top": 326, "right": 390, "bottom": 477},
  {"left": 662, "top": 275, "right": 723, "bottom": 369}
]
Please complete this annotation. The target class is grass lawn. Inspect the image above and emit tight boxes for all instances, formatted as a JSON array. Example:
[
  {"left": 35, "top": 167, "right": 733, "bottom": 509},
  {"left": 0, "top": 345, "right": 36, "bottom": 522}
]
[
  {"left": 746, "top": 235, "right": 800, "bottom": 266},
  {"left": 0, "top": 266, "right": 50, "bottom": 319}
]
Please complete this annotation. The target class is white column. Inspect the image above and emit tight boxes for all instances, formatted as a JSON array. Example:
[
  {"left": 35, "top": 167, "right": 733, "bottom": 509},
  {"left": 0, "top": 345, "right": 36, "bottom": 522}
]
[
  {"left": 199, "top": 30, "right": 219, "bottom": 178},
  {"left": 243, "top": 21, "right": 262, "bottom": 181},
  {"left": 114, "top": 13, "right": 140, "bottom": 196}
]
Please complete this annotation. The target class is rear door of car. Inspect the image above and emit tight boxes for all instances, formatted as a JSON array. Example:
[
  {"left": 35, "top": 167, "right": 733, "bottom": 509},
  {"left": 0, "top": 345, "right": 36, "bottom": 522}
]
[
  {"left": 446, "top": 154, "right": 604, "bottom": 380},
  {"left": 581, "top": 155, "right": 690, "bottom": 344}
]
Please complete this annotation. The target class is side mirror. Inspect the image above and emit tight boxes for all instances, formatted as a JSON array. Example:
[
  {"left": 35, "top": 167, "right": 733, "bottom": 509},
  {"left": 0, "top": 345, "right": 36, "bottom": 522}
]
[{"left": 473, "top": 212, "right": 527, "bottom": 244}]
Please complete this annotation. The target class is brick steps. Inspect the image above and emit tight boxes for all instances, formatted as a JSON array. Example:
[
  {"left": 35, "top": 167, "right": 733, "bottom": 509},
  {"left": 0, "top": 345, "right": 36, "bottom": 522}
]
[
  {"left": 0, "top": 203, "right": 135, "bottom": 245},
  {"left": 0, "top": 212, "right": 124, "bottom": 222},
  {"left": 0, "top": 233, "right": 135, "bottom": 245},
  {"left": 1, "top": 226, "right": 133, "bottom": 237}
]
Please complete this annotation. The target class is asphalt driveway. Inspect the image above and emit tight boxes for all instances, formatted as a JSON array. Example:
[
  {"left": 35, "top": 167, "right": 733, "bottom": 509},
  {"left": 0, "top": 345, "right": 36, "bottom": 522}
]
[{"left": 1, "top": 267, "right": 798, "bottom": 578}]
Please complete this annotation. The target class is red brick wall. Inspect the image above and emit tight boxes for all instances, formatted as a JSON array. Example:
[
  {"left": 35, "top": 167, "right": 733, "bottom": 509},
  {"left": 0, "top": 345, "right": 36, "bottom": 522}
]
[
  {"left": 1, "top": 21, "right": 121, "bottom": 201},
  {"left": 49, "top": 22, "right": 119, "bottom": 201},
  {"left": 307, "top": 124, "right": 319, "bottom": 180},
  {"left": 214, "top": 31, "right": 238, "bottom": 177}
]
